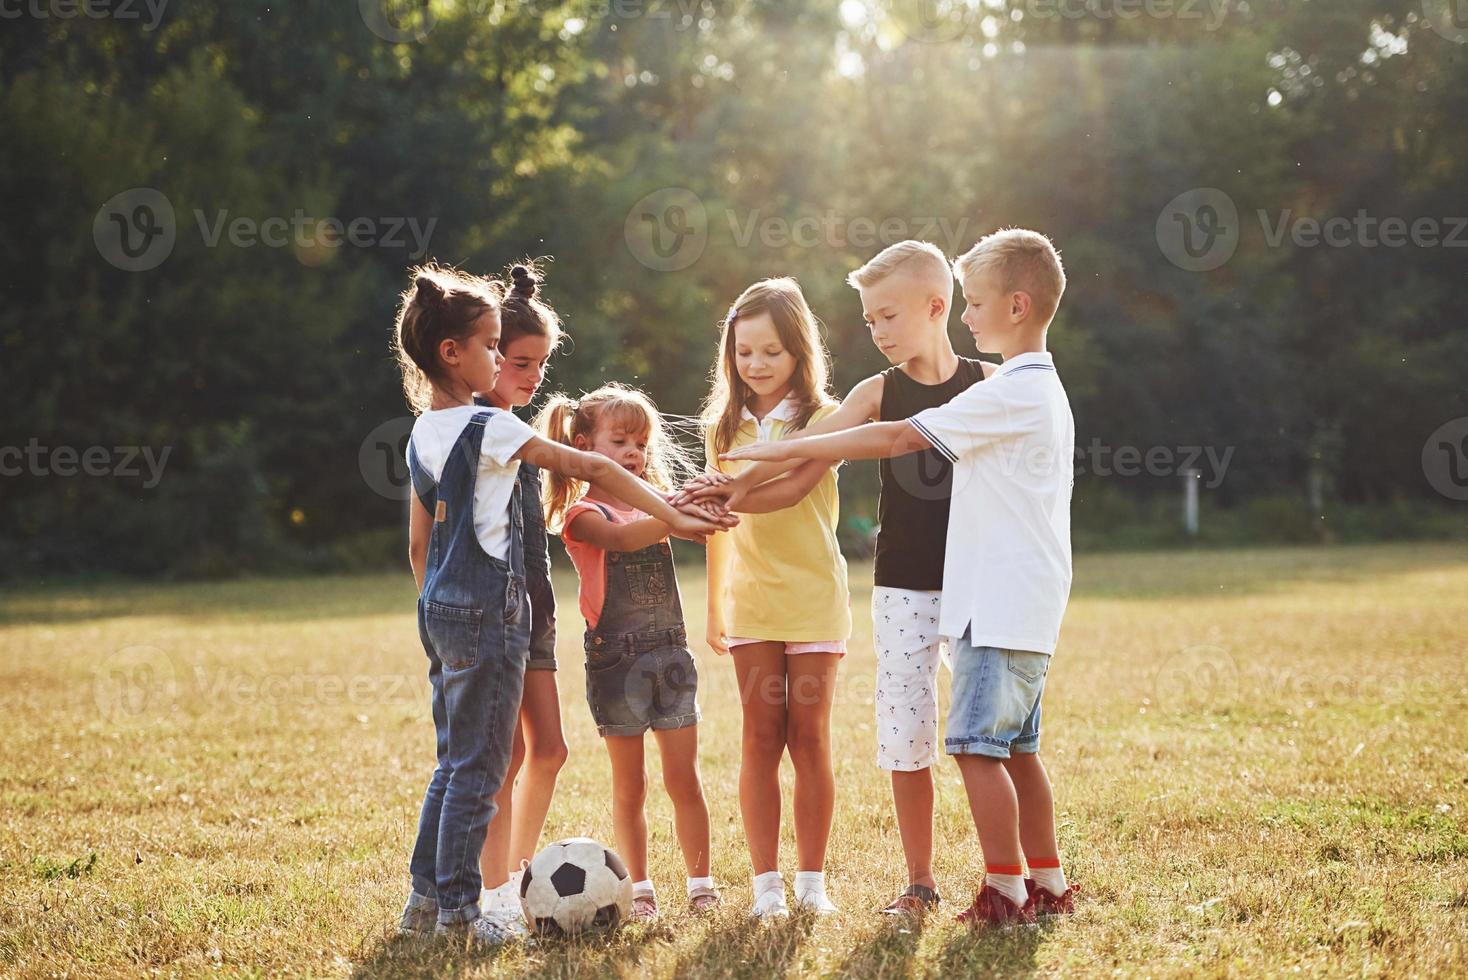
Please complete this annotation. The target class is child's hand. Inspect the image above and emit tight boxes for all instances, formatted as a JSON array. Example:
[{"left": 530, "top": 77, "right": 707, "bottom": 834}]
[
  {"left": 669, "top": 510, "right": 720, "bottom": 544},
  {"left": 720, "top": 442, "right": 789, "bottom": 463},
  {"left": 705, "top": 615, "right": 730, "bottom": 656},
  {"left": 677, "top": 497, "right": 739, "bottom": 529},
  {"left": 670, "top": 469, "right": 732, "bottom": 505}
]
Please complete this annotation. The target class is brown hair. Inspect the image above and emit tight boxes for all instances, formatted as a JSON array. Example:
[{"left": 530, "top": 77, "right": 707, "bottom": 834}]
[
  {"left": 499, "top": 260, "right": 564, "bottom": 352},
  {"left": 391, "top": 263, "right": 503, "bottom": 414},
  {"left": 535, "top": 384, "right": 695, "bottom": 533},
  {"left": 700, "top": 277, "right": 836, "bottom": 458}
]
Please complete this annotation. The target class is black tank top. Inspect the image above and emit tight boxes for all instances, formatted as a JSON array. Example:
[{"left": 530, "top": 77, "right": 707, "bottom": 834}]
[{"left": 874, "top": 357, "right": 987, "bottom": 590}]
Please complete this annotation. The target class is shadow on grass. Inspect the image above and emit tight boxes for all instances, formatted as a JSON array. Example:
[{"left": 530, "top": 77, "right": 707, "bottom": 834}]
[
  {"left": 671, "top": 908, "right": 813, "bottom": 980},
  {"left": 924, "top": 919, "right": 1047, "bottom": 979},
  {"left": 830, "top": 914, "right": 924, "bottom": 978},
  {"left": 351, "top": 915, "right": 682, "bottom": 980}
]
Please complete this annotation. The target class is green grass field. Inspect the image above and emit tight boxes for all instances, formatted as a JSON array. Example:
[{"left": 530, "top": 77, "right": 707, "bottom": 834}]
[{"left": 3, "top": 544, "right": 1467, "bottom": 978}]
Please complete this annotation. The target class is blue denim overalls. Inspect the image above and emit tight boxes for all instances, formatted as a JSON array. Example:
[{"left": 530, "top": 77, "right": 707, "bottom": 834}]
[
  {"left": 581, "top": 502, "right": 700, "bottom": 737},
  {"left": 406, "top": 410, "right": 530, "bottom": 924}
]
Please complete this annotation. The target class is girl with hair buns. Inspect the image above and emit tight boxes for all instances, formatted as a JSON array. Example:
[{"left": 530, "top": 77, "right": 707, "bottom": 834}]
[
  {"left": 475, "top": 261, "right": 572, "bottom": 936},
  {"left": 391, "top": 263, "right": 721, "bottom": 946}
]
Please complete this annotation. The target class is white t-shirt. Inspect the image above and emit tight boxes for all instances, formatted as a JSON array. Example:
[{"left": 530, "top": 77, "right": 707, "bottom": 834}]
[
  {"left": 407, "top": 405, "right": 536, "bottom": 562},
  {"left": 908, "top": 352, "right": 1074, "bottom": 655}
]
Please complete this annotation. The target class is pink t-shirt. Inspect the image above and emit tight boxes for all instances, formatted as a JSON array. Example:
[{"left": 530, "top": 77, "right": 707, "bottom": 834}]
[{"left": 561, "top": 499, "right": 655, "bottom": 629}]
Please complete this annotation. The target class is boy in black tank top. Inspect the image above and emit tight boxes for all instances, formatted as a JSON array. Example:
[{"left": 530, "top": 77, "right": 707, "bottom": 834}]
[{"left": 679, "top": 241, "right": 993, "bottom": 916}]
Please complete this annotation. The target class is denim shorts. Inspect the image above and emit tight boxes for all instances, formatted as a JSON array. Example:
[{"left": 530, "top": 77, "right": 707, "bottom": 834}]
[
  {"left": 944, "top": 631, "right": 1049, "bottom": 759},
  {"left": 584, "top": 628, "right": 700, "bottom": 737}
]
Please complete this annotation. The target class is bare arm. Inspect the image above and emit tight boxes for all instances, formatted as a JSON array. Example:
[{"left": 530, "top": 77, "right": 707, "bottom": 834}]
[
  {"left": 734, "top": 461, "right": 832, "bottom": 514},
  {"left": 408, "top": 493, "right": 431, "bottom": 593},
  {"left": 721, "top": 420, "right": 931, "bottom": 464},
  {"left": 565, "top": 510, "right": 677, "bottom": 553},
  {"left": 677, "top": 376, "right": 885, "bottom": 508},
  {"left": 517, "top": 435, "right": 716, "bottom": 538},
  {"left": 704, "top": 521, "right": 732, "bottom": 655}
]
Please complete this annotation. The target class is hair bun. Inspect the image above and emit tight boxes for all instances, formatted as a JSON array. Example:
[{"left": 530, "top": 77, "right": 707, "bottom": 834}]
[
  {"left": 510, "top": 264, "right": 538, "bottom": 299},
  {"left": 414, "top": 274, "right": 445, "bottom": 306}
]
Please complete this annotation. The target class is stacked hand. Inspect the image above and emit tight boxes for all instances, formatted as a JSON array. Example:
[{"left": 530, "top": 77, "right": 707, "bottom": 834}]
[
  {"left": 666, "top": 478, "right": 739, "bottom": 543},
  {"left": 670, "top": 469, "right": 747, "bottom": 514}
]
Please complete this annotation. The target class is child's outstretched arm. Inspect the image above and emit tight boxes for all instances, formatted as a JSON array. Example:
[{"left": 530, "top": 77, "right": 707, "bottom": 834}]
[
  {"left": 676, "top": 375, "right": 885, "bottom": 511},
  {"left": 704, "top": 525, "right": 732, "bottom": 656},
  {"left": 721, "top": 420, "right": 931, "bottom": 464},
  {"left": 517, "top": 435, "right": 721, "bottom": 540}
]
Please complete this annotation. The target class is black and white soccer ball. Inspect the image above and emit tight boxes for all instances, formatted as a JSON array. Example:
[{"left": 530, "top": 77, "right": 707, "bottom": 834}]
[{"left": 519, "top": 837, "right": 633, "bottom": 936}]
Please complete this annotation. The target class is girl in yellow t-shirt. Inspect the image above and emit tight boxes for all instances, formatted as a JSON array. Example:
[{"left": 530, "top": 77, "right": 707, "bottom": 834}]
[{"left": 697, "top": 277, "right": 851, "bottom": 918}]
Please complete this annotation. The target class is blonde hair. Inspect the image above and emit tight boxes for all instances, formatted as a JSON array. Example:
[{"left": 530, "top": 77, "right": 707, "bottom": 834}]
[
  {"left": 953, "top": 228, "right": 1067, "bottom": 324},
  {"left": 536, "top": 383, "right": 695, "bottom": 533},
  {"left": 700, "top": 277, "right": 836, "bottom": 458},
  {"left": 391, "top": 263, "right": 503, "bottom": 414},
  {"left": 846, "top": 239, "right": 953, "bottom": 296}
]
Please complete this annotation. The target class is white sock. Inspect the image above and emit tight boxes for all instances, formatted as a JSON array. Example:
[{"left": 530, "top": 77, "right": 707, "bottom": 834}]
[
  {"left": 753, "top": 870, "right": 784, "bottom": 896},
  {"left": 1031, "top": 865, "right": 1068, "bottom": 895},
  {"left": 987, "top": 873, "right": 1028, "bottom": 907},
  {"left": 793, "top": 870, "right": 826, "bottom": 898},
  {"left": 633, "top": 878, "right": 655, "bottom": 899},
  {"left": 687, "top": 875, "right": 715, "bottom": 896}
]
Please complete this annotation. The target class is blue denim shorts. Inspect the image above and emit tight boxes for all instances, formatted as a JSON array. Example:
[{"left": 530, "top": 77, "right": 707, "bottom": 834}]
[
  {"left": 944, "top": 631, "right": 1049, "bottom": 759},
  {"left": 584, "top": 628, "right": 700, "bottom": 737}
]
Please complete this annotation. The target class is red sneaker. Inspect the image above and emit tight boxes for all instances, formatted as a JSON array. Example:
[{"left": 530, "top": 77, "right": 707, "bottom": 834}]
[
  {"left": 1024, "top": 878, "right": 1081, "bottom": 917},
  {"left": 955, "top": 884, "right": 1036, "bottom": 929}
]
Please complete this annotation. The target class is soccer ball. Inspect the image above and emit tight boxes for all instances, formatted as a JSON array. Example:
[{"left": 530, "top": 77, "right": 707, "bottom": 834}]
[{"left": 520, "top": 837, "right": 633, "bottom": 936}]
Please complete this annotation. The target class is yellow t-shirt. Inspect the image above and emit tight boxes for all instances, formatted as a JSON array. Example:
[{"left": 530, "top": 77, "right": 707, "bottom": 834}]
[{"left": 706, "top": 399, "right": 851, "bottom": 642}]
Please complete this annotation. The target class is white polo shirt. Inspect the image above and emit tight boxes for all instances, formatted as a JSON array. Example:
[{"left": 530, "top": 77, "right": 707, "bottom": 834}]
[{"left": 908, "top": 352, "right": 1074, "bottom": 655}]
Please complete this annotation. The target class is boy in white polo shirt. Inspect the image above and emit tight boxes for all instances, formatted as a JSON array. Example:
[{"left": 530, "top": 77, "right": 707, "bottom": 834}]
[{"left": 721, "top": 228, "right": 1078, "bottom": 928}]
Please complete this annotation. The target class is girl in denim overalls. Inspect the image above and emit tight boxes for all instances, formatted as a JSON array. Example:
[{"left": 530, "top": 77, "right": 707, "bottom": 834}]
[
  {"left": 539, "top": 384, "right": 727, "bottom": 920},
  {"left": 391, "top": 267, "right": 721, "bottom": 946}
]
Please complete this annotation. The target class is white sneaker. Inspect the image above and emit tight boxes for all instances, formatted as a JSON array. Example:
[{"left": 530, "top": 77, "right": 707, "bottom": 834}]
[
  {"left": 794, "top": 888, "right": 839, "bottom": 915},
  {"left": 482, "top": 880, "right": 529, "bottom": 938},
  {"left": 751, "top": 886, "right": 790, "bottom": 920},
  {"left": 435, "top": 913, "right": 514, "bottom": 947}
]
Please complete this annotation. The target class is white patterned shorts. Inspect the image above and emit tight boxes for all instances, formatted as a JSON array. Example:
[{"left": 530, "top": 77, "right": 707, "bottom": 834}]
[{"left": 872, "top": 586, "right": 948, "bottom": 771}]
